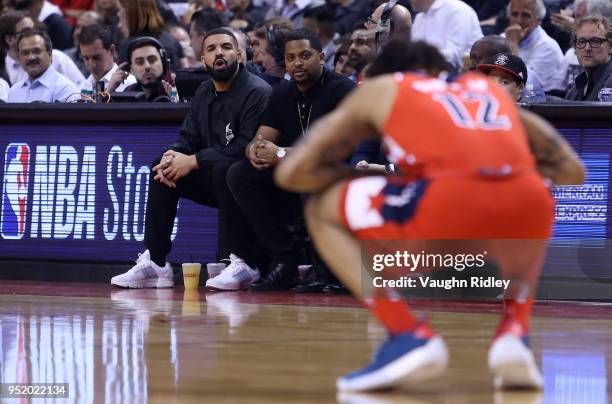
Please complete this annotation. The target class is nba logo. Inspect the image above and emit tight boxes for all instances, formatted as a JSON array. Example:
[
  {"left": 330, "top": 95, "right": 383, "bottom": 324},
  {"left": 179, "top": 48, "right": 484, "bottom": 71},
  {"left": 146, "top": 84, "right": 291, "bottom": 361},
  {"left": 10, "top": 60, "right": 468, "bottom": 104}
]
[{"left": 1, "top": 143, "right": 30, "bottom": 239}]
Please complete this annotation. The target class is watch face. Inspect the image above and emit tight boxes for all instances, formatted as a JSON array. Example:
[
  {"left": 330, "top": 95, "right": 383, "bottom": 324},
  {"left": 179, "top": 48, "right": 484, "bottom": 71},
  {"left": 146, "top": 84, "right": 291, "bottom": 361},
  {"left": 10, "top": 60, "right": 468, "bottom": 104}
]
[{"left": 276, "top": 148, "right": 286, "bottom": 158}]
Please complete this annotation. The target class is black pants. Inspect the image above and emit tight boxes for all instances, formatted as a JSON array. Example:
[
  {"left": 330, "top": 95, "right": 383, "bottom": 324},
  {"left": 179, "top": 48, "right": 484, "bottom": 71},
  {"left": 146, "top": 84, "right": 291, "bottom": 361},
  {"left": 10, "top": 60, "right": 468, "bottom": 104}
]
[
  {"left": 144, "top": 156, "right": 257, "bottom": 264},
  {"left": 227, "top": 160, "right": 303, "bottom": 263}
]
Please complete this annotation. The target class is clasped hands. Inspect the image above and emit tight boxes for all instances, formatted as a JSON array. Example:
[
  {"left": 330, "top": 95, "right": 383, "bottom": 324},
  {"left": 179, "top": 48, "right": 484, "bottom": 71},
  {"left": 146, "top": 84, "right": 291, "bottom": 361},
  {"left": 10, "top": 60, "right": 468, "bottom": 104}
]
[
  {"left": 152, "top": 150, "right": 198, "bottom": 188},
  {"left": 248, "top": 135, "right": 281, "bottom": 170}
]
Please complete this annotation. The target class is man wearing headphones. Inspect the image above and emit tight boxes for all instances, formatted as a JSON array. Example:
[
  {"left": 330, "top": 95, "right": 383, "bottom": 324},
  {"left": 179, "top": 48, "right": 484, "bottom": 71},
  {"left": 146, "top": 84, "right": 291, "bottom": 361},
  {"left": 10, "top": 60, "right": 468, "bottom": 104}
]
[
  {"left": 252, "top": 23, "right": 292, "bottom": 87},
  {"left": 109, "top": 36, "right": 174, "bottom": 102},
  {"left": 365, "top": 0, "right": 412, "bottom": 45}
]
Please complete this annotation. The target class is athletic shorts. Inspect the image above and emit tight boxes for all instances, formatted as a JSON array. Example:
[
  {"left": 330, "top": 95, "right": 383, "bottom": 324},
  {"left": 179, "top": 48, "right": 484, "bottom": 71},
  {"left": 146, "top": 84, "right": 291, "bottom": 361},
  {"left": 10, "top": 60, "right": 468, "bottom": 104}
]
[{"left": 339, "top": 174, "right": 555, "bottom": 240}]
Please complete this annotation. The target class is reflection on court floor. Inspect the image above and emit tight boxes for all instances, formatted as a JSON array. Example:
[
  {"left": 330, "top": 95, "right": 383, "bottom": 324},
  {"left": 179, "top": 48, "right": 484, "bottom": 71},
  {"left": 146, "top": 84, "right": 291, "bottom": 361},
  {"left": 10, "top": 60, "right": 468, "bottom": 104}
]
[{"left": 0, "top": 282, "right": 609, "bottom": 403}]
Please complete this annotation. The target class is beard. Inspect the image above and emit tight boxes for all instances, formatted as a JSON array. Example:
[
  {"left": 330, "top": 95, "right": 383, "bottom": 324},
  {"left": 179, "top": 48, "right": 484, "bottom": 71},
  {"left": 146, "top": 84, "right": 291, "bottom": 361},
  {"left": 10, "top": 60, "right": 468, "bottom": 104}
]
[
  {"left": 13, "top": 0, "right": 33, "bottom": 9},
  {"left": 348, "top": 53, "right": 366, "bottom": 72},
  {"left": 140, "top": 73, "right": 163, "bottom": 90},
  {"left": 207, "top": 60, "right": 239, "bottom": 81}
]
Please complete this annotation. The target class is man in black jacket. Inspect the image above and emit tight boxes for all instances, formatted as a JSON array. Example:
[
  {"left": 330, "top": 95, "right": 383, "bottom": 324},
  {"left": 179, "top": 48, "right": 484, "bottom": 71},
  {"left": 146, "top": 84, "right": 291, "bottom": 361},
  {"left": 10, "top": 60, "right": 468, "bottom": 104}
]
[
  {"left": 565, "top": 15, "right": 612, "bottom": 101},
  {"left": 111, "top": 29, "right": 271, "bottom": 289}
]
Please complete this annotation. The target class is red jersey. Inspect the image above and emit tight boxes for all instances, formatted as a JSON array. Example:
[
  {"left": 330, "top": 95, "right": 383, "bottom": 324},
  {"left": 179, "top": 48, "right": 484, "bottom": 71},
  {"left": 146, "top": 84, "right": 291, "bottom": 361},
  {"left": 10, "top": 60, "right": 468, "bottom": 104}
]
[
  {"left": 382, "top": 72, "right": 536, "bottom": 181},
  {"left": 339, "top": 72, "right": 554, "bottom": 240}
]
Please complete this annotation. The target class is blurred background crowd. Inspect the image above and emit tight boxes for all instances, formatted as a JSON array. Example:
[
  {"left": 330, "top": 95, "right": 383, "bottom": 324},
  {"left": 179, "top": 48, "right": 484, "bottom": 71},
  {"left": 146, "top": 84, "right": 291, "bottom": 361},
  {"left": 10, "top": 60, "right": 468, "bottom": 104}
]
[{"left": 0, "top": 0, "right": 610, "bottom": 103}]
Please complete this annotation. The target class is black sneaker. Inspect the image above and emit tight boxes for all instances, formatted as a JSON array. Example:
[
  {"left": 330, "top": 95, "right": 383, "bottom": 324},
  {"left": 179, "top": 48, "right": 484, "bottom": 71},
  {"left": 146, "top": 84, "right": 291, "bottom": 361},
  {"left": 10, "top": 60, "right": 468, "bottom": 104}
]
[
  {"left": 248, "top": 261, "right": 299, "bottom": 292},
  {"left": 323, "top": 282, "right": 350, "bottom": 295},
  {"left": 293, "top": 265, "right": 328, "bottom": 293}
]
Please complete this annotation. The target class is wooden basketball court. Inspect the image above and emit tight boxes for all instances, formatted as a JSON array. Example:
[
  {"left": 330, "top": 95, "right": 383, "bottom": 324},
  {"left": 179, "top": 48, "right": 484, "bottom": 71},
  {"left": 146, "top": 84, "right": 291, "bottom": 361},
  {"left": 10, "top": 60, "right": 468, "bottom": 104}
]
[{"left": 0, "top": 281, "right": 610, "bottom": 403}]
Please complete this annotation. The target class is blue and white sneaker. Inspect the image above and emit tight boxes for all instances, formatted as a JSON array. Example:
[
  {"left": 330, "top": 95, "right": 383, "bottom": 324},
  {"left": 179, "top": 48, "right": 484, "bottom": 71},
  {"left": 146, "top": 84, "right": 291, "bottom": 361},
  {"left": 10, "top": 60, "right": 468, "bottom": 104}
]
[
  {"left": 111, "top": 250, "right": 173, "bottom": 289},
  {"left": 488, "top": 331, "right": 543, "bottom": 389},
  {"left": 205, "top": 254, "right": 260, "bottom": 291},
  {"left": 337, "top": 324, "right": 448, "bottom": 392}
]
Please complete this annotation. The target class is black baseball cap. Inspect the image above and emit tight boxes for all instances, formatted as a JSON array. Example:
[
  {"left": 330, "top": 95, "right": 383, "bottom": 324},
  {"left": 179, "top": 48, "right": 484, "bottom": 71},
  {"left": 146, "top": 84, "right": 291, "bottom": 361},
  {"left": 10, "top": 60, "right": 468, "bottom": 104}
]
[{"left": 477, "top": 53, "right": 528, "bottom": 85}]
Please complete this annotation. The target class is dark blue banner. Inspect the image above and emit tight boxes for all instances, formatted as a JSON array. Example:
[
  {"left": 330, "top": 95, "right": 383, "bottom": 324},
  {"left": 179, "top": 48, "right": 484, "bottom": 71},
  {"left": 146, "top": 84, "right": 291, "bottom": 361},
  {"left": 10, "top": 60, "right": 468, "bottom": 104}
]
[
  {"left": 0, "top": 125, "right": 218, "bottom": 264},
  {"left": 0, "top": 125, "right": 611, "bottom": 274}
]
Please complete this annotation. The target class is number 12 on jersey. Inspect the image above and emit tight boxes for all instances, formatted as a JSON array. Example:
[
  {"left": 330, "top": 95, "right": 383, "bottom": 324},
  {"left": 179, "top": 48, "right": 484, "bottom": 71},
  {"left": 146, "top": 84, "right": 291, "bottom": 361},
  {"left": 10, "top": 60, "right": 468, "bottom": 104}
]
[{"left": 433, "top": 91, "right": 512, "bottom": 132}]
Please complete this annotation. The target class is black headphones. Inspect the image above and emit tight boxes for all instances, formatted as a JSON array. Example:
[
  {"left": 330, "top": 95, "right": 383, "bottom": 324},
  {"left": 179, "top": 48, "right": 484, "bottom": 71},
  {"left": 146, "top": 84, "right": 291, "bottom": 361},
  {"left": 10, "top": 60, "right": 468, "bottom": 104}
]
[
  {"left": 126, "top": 36, "right": 170, "bottom": 75},
  {"left": 380, "top": 0, "right": 398, "bottom": 23},
  {"left": 376, "top": 0, "right": 399, "bottom": 43},
  {"left": 266, "top": 25, "right": 286, "bottom": 66}
]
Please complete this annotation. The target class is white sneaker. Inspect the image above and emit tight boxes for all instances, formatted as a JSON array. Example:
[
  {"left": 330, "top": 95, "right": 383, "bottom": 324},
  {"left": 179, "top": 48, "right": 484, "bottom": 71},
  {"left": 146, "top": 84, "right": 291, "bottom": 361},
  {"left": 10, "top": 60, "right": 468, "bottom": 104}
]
[
  {"left": 111, "top": 250, "right": 174, "bottom": 288},
  {"left": 488, "top": 333, "right": 543, "bottom": 389},
  {"left": 205, "top": 254, "right": 259, "bottom": 291}
]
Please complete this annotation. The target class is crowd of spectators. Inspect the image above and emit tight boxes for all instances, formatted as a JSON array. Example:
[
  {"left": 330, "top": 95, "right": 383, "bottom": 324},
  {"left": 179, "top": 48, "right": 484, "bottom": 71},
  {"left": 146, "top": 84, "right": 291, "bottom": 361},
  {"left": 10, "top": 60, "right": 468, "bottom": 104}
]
[
  {"left": 0, "top": 0, "right": 611, "bottom": 292},
  {"left": 0, "top": 0, "right": 610, "bottom": 104}
]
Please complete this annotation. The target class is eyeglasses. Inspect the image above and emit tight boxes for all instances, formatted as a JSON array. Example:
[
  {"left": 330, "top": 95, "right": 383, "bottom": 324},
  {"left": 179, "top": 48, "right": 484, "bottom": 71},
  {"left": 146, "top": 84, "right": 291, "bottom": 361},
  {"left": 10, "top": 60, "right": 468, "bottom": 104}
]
[{"left": 575, "top": 37, "right": 608, "bottom": 49}]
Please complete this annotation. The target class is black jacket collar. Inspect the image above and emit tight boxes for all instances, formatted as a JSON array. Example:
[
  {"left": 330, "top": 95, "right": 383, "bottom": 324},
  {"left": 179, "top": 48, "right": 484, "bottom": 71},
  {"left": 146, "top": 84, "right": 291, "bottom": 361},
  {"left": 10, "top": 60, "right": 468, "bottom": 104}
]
[{"left": 574, "top": 59, "right": 612, "bottom": 99}]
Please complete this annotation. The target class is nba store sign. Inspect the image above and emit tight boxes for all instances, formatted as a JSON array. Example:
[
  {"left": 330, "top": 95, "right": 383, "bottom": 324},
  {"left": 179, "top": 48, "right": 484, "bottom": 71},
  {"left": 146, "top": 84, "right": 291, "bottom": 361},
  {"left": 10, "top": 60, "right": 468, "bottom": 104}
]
[
  {"left": 1, "top": 142, "right": 173, "bottom": 241},
  {"left": 0, "top": 127, "right": 217, "bottom": 264}
]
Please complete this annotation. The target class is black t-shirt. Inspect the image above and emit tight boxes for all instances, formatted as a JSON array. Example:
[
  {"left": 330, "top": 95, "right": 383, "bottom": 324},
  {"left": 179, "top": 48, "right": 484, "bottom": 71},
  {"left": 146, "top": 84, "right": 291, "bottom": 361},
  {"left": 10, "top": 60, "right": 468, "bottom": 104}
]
[{"left": 261, "top": 68, "right": 355, "bottom": 147}]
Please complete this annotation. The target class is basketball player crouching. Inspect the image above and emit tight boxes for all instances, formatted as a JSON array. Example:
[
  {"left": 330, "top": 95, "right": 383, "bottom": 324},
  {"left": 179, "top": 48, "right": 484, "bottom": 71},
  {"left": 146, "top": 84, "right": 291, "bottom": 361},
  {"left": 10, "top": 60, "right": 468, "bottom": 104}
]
[{"left": 275, "top": 39, "right": 584, "bottom": 393}]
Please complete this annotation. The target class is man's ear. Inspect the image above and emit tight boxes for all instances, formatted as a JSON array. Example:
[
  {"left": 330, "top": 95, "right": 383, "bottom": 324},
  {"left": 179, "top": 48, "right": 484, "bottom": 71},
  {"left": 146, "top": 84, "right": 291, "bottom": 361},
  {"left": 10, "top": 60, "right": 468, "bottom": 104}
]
[
  {"left": 319, "top": 51, "right": 325, "bottom": 64},
  {"left": 237, "top": 48, "right": 243, "bottom": 63},
  {"left": 110, "top": 43, "right": 117, "bottom": 57},
  {"left": 5, "top": 34, "right": 16, "bottom": 49}
]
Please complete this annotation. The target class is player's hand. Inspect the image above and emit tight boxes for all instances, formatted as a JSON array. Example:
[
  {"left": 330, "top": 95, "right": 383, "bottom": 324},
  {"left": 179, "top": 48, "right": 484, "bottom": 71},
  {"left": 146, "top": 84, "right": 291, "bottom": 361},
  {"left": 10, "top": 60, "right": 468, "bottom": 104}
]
[
  {"left": 159, "top": 150, "right": 198, "bottom": 181},
  {"left": 355, "top": 160, "right": 370, "bottom": 170},
  {"left": 247, "top": 141, "right": 270, "bottom": 171},
  {"left": 108, "top": 62, "right": 130, "bottom": 92}
]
